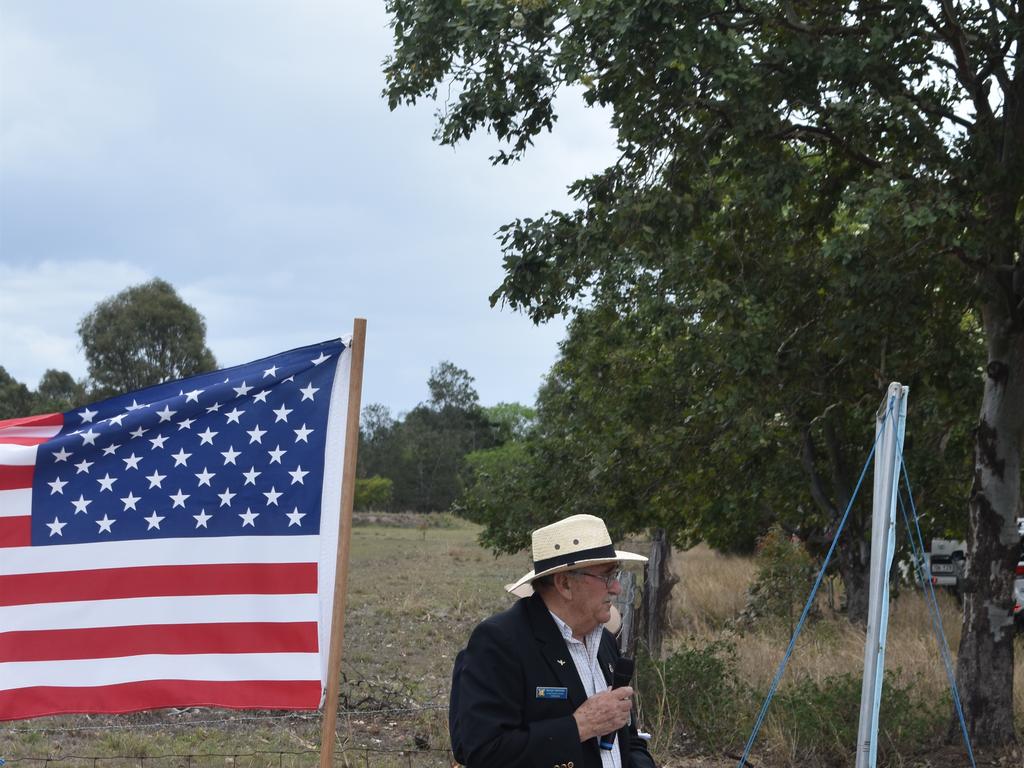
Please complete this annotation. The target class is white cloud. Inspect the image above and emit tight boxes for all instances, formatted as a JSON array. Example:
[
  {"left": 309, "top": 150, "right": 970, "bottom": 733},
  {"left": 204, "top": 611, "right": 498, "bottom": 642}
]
[{"left": 0, "top": 260, "right": 152, "bottom": 385}]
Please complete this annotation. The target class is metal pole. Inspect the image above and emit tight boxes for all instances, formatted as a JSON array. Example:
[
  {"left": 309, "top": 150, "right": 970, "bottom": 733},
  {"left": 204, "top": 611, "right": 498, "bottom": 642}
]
[{"left": 854, "top": 383, "right": 908, "bottom": 768}]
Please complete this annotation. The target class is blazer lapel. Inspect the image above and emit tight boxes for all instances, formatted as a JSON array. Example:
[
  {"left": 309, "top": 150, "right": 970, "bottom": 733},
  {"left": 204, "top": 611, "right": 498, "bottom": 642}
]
[{"left": 525, "top": 595, "right": 588, "bottom": 709}]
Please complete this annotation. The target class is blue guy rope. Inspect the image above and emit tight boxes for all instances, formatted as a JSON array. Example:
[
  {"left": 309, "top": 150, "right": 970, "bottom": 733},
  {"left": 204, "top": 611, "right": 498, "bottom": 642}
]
[
  {"left": 895, "top": 456, "right": 978, "bottom": 768},
  {"left": 735, "top": 397, "right": 896, "bottom": 768}
]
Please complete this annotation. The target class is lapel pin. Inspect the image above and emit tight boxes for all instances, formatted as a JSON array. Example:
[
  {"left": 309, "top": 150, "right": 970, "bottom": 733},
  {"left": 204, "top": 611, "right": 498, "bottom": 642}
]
[{"left": 557, "top": 659, "right": 566, "bottom": 666}]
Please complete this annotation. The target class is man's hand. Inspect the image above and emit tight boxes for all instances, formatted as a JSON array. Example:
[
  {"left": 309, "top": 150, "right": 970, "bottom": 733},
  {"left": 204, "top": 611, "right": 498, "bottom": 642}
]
[{"left": 572, "top": 686, "right": 634, "bottom": 742}]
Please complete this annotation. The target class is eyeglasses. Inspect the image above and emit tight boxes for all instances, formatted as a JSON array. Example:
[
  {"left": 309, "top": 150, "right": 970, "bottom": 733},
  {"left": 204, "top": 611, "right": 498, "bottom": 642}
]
[{"left": 572, "top": 568, "right": 622, "bottom": 588}]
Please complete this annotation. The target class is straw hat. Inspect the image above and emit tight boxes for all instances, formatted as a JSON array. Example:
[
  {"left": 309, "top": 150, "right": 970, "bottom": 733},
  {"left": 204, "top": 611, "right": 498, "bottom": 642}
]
[{"left": 505, "top": 514, "right": 647, "bottom": 595}]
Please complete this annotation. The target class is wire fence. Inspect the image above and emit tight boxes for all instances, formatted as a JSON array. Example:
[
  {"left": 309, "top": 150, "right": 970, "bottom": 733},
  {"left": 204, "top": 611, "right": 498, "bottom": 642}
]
[{"left": 1, "top": 702, "right": 455, "bottom": 768}]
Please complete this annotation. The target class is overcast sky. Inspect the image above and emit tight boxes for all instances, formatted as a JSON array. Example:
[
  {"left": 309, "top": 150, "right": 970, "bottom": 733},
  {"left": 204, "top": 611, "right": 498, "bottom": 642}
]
[{"left": 0, "top": 1, "right": 616, "bottom": 415}]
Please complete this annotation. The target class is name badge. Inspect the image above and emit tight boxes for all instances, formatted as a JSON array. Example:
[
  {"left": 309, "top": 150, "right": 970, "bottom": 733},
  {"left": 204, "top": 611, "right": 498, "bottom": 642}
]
[{"left": 536, "top": 686, "right": 568, "bottom": 700}]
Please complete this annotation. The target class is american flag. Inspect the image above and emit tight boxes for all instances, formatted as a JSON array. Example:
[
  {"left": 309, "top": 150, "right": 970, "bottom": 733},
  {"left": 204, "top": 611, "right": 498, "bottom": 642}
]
[{"left": 0, "top": 338, "right": 351, "bottom": 721}]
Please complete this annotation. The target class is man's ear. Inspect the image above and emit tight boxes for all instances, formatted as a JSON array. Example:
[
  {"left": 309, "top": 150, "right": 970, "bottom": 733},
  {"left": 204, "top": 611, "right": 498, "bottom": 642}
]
[{"left": 554, "top": 571, "right": 573, "bottom": 600}]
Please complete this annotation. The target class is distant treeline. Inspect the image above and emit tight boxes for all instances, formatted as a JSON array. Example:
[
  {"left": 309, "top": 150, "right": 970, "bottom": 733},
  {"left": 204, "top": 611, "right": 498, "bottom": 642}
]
[{"left": 355, "top": 361, "right": 533, "bottom": 514}]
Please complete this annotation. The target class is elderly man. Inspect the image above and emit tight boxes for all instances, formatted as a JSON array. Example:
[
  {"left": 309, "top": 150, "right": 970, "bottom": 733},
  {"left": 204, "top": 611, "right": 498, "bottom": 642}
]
[{"left": 450, "top": 514, "right": 657, "bottom": 768}]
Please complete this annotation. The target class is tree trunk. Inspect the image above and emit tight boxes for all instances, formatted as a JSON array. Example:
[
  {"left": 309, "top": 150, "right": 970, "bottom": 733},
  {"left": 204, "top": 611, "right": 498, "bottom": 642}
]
[
  {"left": 641, "top": 528, "right": 679, "bottom": 659},
  {"left": 800, "top": 423, "right": 870, "bottom": 626},
  {"left": 615, "top": 569, "right": 638, "bottom": 658},
  {"left": 954, "top": 298, "right": 1023, "bottom": 746},
  {"left": 836, "top": 534, "right": 871, "bottom": 626}
]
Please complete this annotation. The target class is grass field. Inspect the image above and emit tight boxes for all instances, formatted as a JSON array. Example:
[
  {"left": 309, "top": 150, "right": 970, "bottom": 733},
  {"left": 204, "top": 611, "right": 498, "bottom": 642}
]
[{"left": 2, "top": 517, "right": 1021, "bottom": 767}]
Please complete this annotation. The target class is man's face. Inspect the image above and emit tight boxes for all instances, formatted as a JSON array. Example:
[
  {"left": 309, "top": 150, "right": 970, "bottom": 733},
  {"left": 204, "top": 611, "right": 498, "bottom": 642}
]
[{"left": 569, "top": 563, "right": 622, "bottom": 633}]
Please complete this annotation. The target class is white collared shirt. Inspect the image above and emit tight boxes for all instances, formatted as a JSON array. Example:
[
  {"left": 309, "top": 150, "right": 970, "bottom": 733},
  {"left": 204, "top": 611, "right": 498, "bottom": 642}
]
[{"left": 548, "top": 610, "right": 622, "bottom": 768}]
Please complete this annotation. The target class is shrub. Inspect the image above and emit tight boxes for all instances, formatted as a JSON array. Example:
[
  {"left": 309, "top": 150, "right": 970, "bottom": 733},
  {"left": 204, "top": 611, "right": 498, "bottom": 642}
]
[
  {"left": 747, "top": 526, "right": 817, "bottom": 633},
  {"left": 637, "top": 639, "right": 752, "bottom": 754},
  {"left": 767, "top": 671, "right": 947, "bottom": 766},
  {"left": 355, "top": 476, "right": 393, "bottom": 511}
]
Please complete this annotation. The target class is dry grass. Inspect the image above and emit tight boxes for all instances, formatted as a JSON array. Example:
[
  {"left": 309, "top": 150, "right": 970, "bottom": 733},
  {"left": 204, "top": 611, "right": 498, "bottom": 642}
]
[{"left": 664, "top": 543, "right": 1024, "bottom": 765}]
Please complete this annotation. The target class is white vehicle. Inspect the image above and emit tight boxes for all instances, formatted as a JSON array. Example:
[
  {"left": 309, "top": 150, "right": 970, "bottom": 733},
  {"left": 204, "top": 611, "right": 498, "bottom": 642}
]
[{"left": 926, "top": 538, "right": 966, "bottom": 591}]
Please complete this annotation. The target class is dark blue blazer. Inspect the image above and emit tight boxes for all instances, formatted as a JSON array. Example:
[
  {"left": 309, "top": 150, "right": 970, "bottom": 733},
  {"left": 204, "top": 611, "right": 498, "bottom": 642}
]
[{"left": 451, "top": 593, "right": 657, "bottom": 768}]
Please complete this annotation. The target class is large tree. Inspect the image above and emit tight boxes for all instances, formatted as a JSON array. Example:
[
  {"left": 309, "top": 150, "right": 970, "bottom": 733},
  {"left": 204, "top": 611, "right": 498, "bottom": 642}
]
[
  {"left": 385, "top": 0, "right": 1023, "bottom": 745},
  {"left": 78, "top": 278, "right": 217, "bottom": 397}
]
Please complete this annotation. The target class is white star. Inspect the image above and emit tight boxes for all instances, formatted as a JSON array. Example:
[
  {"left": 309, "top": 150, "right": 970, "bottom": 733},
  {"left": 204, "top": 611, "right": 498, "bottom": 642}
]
[
  {"left": 311, "top": 352, "right": 330, "bottom": 365},
  {"left": 78, "top": 406, "right": 98, "bottom": 423},
  {"left": 80, "top": 428, "right": 99, "bottom": 446},
  {"left": 97, "top": 473, "right": 117, "bottom": 491},
  {"left": 195, "top": 467, "right": 216, "bottom": 487},
  {"left": 52, "top": 446, "right": 73, "bottom": 462},
  {"left": 283, "top": 375, "right": 294, "bottom": 383},
  {"left": 225, "top": 408, "right": 245, "bottom": 424},
  {"left": 102, "top": 443, "right": 121, "bottom": 456},
  {"left": 146, "top": 470, "right": 167, "bottom": 489},
  {"left": 299, "top": 383, "right": 319, "bottom": 401},
  {"left": 252, "top": 389, "right": 270, "bottom": 403},
  {"left": 197, "top": 427, "right": 218, "bottom": 445},
  {"left": 293, "top": 424, "right": 314, "bottom": 443},
  {"left": 267, "top": 445, "right": 287, "bottom": 464},
  {"left": 130, "top": 426, "right": 148, "bottom": 439},
  {"left": 106, "top": 413, "right": 127, "bottom": 427},
  {"left": 286, "top": 507, "right": 306, "bottom": 527},
  {"left": 71, "top": 495, "right": 92, "bottom": 514},
  {"left": 221, "top": 446, "right": 241, "bottom": 465},
  {"left": 96, "top": 514, "right": 115, "bottom": 533},
  {"left": 149, "top": 434, "right": 168, "bottom": 449},
  {"left": 242, "top": 467, "right": 262, "bottom": 485},
  {"left": 206, "top": 401, "right": 223, "bottom": 413},
  {"left": 263, "top": 486, "right": 282, "bottom": 506},
  {"left": 289, "top": 465, "right": 309, "bottom": 485},
  {"left": 48, "top": 477, "right": 67, "bottom": 495},
  {"left": 171, "top": 448, "right": 192, "bottom": 467},
  {"left": 193, "top": 509, "right": 213, "bottom": 528},
  {"left": 47, "top": 516, "right": 67, "bottom": 536},
  {"left": 121, "top": 492, "right": 141, "bottom": 511},
  {"left": 247, "top": 425, "right": 267, "bottom": 444},
  {"left": 177, "top": 417, "right": 196, "bottom": 431},
  {"left": 122, "top": 453, "right": 142, "bottom": 470},
  {"left": 218, "top": 487, "right": 237, "bottom": 507},
  {"left": 263, "top": 365, "right": 279, "bottom": 378},
  {"left": 145, "top": 511, "right": 165, "bottom": 530},
  {"left": 233, "top": 381, "right": 253, "bottom": 397},
  {"left": 273, "top": 404, "right": 293, "bottom": 423},
  {"left": 169, "top": 489, "right": 190, "bottom": 508},
  {"left": 239, "top": 508, "right": 259, "bottom": 527},
  {"left": 184, "top": 388, "right": 204, "bottom": 403},
  {"left": 74, "top": 459, "right": 94, "bottom": 474},
  {"left": 125, "top": 399, "right": 149, "bottom": 411},
  {"left": 156, "top": 405, "right": 176, "bottom": 422}
]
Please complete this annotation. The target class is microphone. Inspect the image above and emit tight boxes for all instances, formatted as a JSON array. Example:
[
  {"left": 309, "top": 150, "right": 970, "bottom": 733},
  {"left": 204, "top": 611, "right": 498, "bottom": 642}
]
[{"left": 598, "top": 657, "right": 635, "bottom": 750}]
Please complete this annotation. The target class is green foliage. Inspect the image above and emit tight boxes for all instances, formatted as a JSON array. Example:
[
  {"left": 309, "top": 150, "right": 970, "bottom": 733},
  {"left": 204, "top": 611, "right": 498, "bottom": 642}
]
[
  {"left": 354, "top": 476, "right": 394, "bottom": 511},
  {"left": 0, "top": 367, "right": 88, "bottom": 419},
  {"left": 771, "top": 672, "right": 947, "bottom": 766},
  {"left": 357, "top": 363, "right": 500, "bottom": 512},
  {"left": 638, "top": 639, "right": 751, "bottom": 753},
  {"left": 749, "top": 527, "right": 817, "bottom": 634},
  {"left": 78, "top": 278, "right": 216, "bottom": 397},
  {"left": 33, "top": 369, "right": 88, "bottom": 413},
  {"left": 0, "top": 366, "right": 34, "bottom": 420},
  {"left": 456, "top": 441, "right": 538, "bottom": 552},
  {"left": 485, "top": 401, "right": 536, "bottom": 443}
]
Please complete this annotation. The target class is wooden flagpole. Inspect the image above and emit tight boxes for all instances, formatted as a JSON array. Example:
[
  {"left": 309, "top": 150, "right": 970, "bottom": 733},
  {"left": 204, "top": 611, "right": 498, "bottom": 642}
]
[{"left": 320, "top": 318, "right": 367, "bottom": 768}]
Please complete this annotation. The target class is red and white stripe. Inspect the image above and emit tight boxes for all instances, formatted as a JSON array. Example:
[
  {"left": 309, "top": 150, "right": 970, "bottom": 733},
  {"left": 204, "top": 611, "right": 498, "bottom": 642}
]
[
  {"left": 0, "top": 414, "right": 62, "bottom": 550},
  {"left": 0, "top": 345, "right": 349, "bottom": 721}
]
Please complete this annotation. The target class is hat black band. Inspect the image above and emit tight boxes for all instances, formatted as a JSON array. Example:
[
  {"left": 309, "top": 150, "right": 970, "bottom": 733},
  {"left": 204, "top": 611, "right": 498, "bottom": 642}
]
[{"left": 533, "top": 543, "right": 617, "bottom": 575}]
